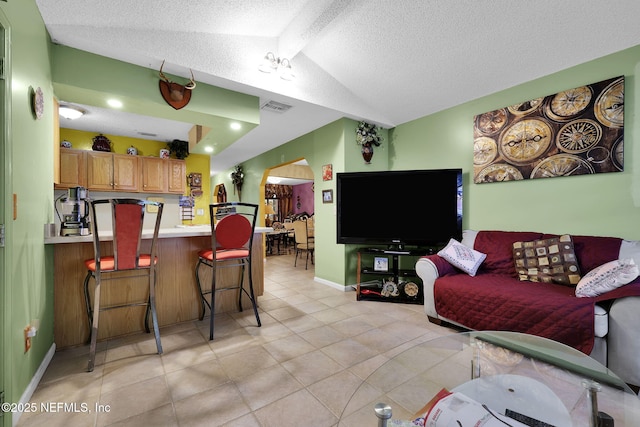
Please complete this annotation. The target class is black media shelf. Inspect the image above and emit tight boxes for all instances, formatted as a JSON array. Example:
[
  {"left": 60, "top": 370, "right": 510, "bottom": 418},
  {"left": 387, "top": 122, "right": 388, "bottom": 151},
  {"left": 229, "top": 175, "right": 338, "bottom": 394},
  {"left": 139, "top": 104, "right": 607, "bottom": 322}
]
[{"left": 355, "top": 247, "right": 434, "bottom": 305}]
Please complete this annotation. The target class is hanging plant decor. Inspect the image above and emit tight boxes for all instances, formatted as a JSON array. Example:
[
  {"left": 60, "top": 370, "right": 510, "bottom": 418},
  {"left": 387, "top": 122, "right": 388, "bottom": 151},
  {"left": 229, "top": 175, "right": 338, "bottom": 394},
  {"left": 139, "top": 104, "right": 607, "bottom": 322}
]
[
  {"left": 355, "top": 121, "right": 383, "bottom": 164},
  {"left": 231, "top": 164, "right": 244, "bottom": 201}
]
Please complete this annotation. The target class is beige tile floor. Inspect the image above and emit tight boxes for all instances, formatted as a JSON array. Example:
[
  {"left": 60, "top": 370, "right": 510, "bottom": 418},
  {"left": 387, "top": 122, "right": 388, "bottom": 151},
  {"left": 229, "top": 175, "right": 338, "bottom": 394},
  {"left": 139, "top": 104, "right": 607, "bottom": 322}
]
[{"left": 17, "top": 253, "right": 454, "bottom": 427}]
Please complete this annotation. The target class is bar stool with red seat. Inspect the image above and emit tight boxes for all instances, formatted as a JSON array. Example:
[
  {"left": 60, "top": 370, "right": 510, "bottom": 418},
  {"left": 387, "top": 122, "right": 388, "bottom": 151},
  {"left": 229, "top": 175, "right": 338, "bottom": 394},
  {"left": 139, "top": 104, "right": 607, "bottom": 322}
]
[
  {"left": 195, "top": 202, "right": 261, "bottom": 340},
  {"left": 83, "top": 198, "right": 164, "bottom": 372}
]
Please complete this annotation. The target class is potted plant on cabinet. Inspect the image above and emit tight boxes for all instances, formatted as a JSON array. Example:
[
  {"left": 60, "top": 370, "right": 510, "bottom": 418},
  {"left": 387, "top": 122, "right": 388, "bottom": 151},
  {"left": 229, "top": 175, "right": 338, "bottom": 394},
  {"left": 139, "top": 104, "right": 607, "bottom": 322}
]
[{"left": 167, "top": 139, "right": 189, "bottom": 160}]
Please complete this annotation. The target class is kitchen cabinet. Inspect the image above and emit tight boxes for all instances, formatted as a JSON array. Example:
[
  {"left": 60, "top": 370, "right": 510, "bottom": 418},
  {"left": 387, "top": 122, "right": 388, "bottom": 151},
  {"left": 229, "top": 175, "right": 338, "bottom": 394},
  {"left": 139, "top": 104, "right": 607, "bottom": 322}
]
[
  {"left": 167, "top": 159, "right": 186, "bottom": 194},
  {"left": 87, "top": 151, "right": 139, "bottom": 192},
  {"left": 59, "top": 150, "right": 185, "bottom": 195},
  {"left": 140, "top": 158, "right": 186, "bottom": 194},
  {"left": 55, "top": 148, "right": 87, "bottom": 189},
  {"left": 140, "top": 157, "right": 166, "bottom": 193}
]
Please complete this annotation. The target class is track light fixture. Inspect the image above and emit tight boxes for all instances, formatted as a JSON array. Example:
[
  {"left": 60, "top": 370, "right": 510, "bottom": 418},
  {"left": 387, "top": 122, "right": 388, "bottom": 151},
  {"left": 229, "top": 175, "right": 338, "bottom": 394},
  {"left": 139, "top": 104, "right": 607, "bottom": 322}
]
[{"left": 259, "top": 52, "right": 295, "bottom": 81}]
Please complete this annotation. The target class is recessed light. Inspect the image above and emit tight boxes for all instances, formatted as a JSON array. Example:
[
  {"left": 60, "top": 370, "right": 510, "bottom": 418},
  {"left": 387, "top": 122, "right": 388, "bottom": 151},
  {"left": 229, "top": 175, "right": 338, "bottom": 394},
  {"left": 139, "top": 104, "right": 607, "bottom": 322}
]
[
  {"left": 230, "top": 122, "right": 241, "bottom": 130},
  {"left": 204, "top": 146, "right": 213, "bottom": 153},
  {"left": 107, "top": 99, "right": 123, "bottom": 108}
]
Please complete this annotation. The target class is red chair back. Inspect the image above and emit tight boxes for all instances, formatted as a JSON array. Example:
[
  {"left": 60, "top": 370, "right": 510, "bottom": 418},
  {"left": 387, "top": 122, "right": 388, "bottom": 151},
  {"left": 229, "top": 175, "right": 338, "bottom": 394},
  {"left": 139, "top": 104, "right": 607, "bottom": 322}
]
[
  {"left": 89, "top": 199, "right": 163, "bottom": 271},
  {"left": 113, "top": 202, "right": 145, "bottom": 269},
  {"left": 216, "top": 214, "right": 252, "bottom": 250}
]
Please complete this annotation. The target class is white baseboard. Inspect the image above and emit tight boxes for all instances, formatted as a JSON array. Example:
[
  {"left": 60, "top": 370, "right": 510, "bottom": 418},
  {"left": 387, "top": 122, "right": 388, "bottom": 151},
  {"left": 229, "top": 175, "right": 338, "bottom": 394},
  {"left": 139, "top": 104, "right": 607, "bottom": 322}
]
[
  {"left": 12, "top": 343, "right": 56, "bottom": 427},
  {"left": 314, "top": 276, "right": 353, "bottom": 292}
]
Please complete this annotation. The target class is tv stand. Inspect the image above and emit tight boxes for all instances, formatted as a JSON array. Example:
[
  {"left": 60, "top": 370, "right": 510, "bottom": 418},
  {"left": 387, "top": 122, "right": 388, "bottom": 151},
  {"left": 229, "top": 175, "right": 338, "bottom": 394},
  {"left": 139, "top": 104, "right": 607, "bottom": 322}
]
[{"left": 355, "top": 247, "right": 432, "bottom": 305}]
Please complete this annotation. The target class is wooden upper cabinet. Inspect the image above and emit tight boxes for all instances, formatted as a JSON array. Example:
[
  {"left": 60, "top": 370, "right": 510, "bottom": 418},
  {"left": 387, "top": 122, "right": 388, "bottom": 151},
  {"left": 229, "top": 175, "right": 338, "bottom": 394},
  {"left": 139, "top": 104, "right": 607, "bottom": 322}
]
[
  {"left": 141, "top": 157, "right": 167, "bottom": 193},
  {"left": 113, "top": 154, "right": 139, "bottom": 191},
  {"left": 167, "top": 159, "right": 186, "bottom": 194},
  {"left": 87, "top": 151, "right": 114, "bottom": 191},
  {"left": 63, "top": 150, "right": 185, "bottom": 194},
  {"left": 55, "top": 149, "right": 87, "bottom": 189},
  {"left": 87, "top": 152, "right": 139, "bottom": 192}
]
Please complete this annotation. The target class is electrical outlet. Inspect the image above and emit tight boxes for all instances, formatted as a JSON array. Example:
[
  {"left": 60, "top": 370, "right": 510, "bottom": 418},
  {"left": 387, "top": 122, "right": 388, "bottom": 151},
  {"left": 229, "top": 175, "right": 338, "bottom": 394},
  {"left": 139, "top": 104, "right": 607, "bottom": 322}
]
[
  {"left": 23, "top": 324, "right": 37, "bottom": 353},
  {"left": 24, "top": 326, "right": 31, "bottom": 352},
  {"left": 197, "top": 209, "right": 204, "bottom": 216}
]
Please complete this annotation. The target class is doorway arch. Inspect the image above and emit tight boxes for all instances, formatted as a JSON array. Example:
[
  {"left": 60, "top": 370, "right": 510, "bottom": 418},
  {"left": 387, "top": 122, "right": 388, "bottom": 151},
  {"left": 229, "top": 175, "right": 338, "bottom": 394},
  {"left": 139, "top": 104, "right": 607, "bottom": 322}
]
[{"left": 259, "top": 158, "right": 314, "bottom": 226}]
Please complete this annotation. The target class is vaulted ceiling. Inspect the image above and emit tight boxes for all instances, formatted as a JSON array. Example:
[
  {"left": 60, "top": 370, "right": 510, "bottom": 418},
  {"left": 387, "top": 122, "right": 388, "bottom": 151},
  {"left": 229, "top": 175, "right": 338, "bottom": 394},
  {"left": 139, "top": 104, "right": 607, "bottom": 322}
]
[{"left": 36, "top": 0, "right": 640, "bottom": 175}]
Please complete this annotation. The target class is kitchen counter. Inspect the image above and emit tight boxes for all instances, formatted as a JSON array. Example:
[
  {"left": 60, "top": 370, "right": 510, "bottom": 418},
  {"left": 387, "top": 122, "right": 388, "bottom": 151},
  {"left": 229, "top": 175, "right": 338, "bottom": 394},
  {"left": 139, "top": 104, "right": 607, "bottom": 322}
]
[
  {"left": 49, "top": 225, "right": 270, "bottom": 348},
  {"left": 44, "top": 225, "right": 273, "bottom": 244}
]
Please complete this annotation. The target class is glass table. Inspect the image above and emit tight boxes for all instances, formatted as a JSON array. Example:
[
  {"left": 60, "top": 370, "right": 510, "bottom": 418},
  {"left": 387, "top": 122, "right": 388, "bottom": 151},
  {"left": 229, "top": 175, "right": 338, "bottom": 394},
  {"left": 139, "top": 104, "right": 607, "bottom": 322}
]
[{"left": 338, "top": 331, "right": 640, "bottom": 426}]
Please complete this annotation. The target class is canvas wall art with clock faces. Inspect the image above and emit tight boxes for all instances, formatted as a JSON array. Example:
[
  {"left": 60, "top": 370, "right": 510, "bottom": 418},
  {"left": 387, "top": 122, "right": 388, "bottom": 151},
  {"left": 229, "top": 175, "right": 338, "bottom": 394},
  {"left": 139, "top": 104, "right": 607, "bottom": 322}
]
[{"left": 473, "top": 76, "right": 624, "bottom": 184}]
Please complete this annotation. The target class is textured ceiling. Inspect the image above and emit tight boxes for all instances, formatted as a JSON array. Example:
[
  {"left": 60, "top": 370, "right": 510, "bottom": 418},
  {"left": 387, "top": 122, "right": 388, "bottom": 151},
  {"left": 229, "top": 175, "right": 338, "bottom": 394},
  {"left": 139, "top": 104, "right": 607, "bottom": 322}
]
[{"left": 36, "top": 0, "right": 640, "bottom": 175}]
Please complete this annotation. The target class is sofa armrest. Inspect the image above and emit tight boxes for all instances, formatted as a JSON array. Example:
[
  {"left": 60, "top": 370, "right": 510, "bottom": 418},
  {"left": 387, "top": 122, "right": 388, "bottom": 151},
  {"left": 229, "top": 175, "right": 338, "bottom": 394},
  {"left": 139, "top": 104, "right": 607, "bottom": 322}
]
[
  {"left": 607, "top": 296, "right": 640, "bottom": 387},
  {"left": 416, "top": 255, "right": 459, "bottom": 318}
]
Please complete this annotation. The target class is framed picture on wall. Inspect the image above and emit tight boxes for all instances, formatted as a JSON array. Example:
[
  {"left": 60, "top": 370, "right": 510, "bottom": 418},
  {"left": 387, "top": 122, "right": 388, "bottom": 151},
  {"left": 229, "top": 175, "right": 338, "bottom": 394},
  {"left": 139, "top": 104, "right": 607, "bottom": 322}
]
[
  {"left": 322, "top": 189, "right": 333, "bottom": 203},
  {"left": 322, "top": 164, "right": 333, "bottom": 181}
]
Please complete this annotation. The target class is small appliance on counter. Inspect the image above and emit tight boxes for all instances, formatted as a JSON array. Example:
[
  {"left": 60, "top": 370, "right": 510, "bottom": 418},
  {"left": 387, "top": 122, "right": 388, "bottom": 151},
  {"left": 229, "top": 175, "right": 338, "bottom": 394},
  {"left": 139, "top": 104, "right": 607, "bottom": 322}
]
[{"left": 55, "top": 186, "right": 91, "bottom": 236}]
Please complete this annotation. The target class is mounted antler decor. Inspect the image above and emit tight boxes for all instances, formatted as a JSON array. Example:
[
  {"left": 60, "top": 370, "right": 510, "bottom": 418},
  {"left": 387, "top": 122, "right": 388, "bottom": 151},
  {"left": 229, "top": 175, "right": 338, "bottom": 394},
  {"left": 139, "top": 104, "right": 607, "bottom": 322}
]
[{"left": 158, "top": 60, "right": 196, "bottom": 110}]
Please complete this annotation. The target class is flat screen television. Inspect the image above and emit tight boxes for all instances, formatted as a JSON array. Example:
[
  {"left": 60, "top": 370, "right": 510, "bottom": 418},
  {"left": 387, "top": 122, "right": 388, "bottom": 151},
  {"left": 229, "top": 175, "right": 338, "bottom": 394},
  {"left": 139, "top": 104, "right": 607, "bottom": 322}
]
[{"left": 336, "top": 168, "right": 462, "bottom": 249}]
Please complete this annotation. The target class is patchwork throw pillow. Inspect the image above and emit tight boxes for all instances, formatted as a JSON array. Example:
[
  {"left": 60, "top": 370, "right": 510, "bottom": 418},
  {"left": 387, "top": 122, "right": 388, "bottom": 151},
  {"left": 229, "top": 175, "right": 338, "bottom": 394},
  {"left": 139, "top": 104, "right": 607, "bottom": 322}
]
[
  {"left": 512, "top": 234, "right": 581, "bottom": 286},
  {"left": 438, "top": 238, "right": 487, "bottom": 276},
  {"left": 575, "top": 259, "right": 640, "bottom": 297}
]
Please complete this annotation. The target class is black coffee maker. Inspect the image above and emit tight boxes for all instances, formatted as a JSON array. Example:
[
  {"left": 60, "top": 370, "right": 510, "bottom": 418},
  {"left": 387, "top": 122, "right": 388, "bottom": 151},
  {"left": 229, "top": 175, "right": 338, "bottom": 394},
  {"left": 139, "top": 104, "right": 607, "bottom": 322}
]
[{"left": 55, "top": 186, "right": 91, "bottom": 236}]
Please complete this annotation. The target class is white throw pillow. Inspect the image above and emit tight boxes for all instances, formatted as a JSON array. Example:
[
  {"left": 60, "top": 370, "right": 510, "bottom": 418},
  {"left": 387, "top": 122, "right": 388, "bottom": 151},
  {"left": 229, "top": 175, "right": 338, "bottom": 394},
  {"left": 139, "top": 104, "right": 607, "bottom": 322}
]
[
  {"left": 438, "top": 238, "right": 487, "bottom": 276},
  {"left": 575, "top": 259, "right": 640, "bottom": 297}
]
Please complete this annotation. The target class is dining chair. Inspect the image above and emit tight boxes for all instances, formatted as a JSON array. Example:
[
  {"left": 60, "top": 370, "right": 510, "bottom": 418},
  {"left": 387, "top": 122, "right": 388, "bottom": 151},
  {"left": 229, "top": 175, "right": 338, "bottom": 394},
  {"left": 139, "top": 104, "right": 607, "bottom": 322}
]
[
  {"left": 195, "top": 202, "right": 261, "bottom": 340},
  {"left": 83, "top": 198, "right": 164, "bottom": 372},
  {"left": 292, "top": 219, "right": 315, "bottom": 269},
  {"left": 283, "top": 221, "right": 296, "bottom": 251}
]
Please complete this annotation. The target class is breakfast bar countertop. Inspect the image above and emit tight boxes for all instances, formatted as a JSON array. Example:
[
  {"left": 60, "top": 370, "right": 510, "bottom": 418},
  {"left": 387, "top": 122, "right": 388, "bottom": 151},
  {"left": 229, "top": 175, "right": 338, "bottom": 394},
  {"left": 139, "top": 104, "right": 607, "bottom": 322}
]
[
  {"left": 48, "top": 224, "right": 270, "bottom": 348},
  {"left": 44, "top": 225, "right": 273, "bottom": 244}
]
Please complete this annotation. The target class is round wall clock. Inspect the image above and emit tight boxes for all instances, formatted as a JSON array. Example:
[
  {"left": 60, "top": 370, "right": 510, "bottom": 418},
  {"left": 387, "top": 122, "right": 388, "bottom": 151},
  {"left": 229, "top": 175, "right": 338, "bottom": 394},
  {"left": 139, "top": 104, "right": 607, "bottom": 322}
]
[{"left": 32, "top": 86, "right": 44, "bottom": 120}]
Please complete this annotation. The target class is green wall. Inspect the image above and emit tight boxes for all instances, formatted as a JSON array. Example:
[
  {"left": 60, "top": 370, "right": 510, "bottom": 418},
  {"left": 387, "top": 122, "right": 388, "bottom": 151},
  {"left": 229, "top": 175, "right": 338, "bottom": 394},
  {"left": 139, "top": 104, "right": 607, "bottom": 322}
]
[
  {"left": 232, "top": 45, "right": 640, "bottom": 289},
  {"left": 391, "top": 45, "right": 640, "bottom": 239},
  {"left": 211, "top": 118, "right": 390, "bottom": 288},
  {"left": 0, "top": 1, "right": 55, "bottom": 426}
]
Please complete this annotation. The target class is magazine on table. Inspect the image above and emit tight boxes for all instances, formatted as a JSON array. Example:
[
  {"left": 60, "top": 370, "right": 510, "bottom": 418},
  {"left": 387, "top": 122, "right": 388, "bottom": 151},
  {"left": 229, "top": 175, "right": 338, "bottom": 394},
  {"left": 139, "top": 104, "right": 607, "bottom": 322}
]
[{"left": 389, "top": 388, "right": 540, "bottom": 427}]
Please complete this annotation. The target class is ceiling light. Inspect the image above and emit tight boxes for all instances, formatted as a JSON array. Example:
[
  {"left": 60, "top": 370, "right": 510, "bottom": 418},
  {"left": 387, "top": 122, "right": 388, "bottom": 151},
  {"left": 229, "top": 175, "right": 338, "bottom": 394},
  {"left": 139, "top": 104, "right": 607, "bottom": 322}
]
[
  {"left": 204, "top": 146, "right": 213, "bottom": 153},
  {"left": 258, "top": 52, "right": 295, "bottom": 80},
  {"left": 58, "top": 105, "right": 85, "bottom": 120},
  {"left": 278, "top": 59, "right": 294, "bottom": 81},
  {"left": 230, "top": 122, "right": 241, "bottom": 130},
  {"left": 107, "top": 99, "right": 122, "bottom": 108}
]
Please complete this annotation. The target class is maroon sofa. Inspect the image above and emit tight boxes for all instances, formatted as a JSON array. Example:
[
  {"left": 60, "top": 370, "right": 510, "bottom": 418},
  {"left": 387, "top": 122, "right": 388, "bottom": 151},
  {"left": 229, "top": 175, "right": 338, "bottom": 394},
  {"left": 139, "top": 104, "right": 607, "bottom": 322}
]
[{"left": 415, "top": 230, "right": 640, "bottom": 387}]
